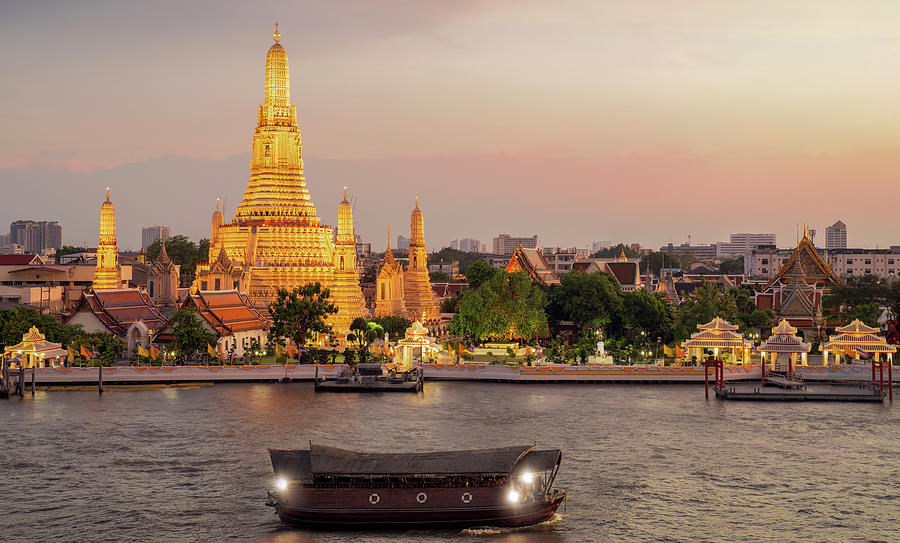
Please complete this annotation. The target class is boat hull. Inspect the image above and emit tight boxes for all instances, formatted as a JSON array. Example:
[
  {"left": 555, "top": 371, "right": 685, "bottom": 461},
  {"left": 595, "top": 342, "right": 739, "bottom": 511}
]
[{"left": 272, "top": 493, "right": 564, "bottom": 529}]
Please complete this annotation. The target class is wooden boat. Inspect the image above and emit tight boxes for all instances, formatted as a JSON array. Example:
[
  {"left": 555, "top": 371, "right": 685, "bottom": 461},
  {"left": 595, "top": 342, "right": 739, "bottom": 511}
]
[
  {"left": 314, "top": 364, "right": 422, "bottom": 393},
  {"left": 266, "top": 443, "right": 566, "bottom": 529}
]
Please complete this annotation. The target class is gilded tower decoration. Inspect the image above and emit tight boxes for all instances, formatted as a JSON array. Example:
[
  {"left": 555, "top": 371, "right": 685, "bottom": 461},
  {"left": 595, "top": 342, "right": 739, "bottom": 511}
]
[
  {"left": 402, "top": 198, "right": 440, "bottom": 320},
  {"left": 374, "top": 199, "right": 440, "bottom": 321},
  {"left": 93, "top": 188, "right": 121, "bottom": 290},
  {"left": 375, "top": 232, "right": 408, "bottom": 317},
  {"left": 329, "top": 188, "right": 368, "bottom": 331},
  {"left": 193, "top": 24, "right": 365, "bottom": 336},
  {"left": 150, "top": 241, "right": 179, "bottom": 317}
]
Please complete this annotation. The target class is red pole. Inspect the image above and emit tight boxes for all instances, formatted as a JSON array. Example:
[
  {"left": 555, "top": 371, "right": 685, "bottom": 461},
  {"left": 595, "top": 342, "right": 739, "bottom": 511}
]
[
  {"left": 761, "top": 357, "right": 766, "bottom": 387},
  {"left": 872, "top": 358, "right": 876, "bottom": 388},
  {"left": 705, "top": 361, "right": 709, "bottom": 399},
  {"left": 880, "top": 361, "right": 884, "bottom": 397},
  {"left": 889, "top": 361, "right": 893, "bottom": 401}
]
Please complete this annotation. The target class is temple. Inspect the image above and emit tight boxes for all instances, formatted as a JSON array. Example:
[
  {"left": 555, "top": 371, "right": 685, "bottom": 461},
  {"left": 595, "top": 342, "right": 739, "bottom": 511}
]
[
  {"left": 329, "top": 188, "right": 368, "bottom": 332},
  {"left": 506, "top": 246, "right": 560, "bottom": 286},
  {"left": 375, "top": 199, "right": 440, "bottom": 320},
  {"left": 93, "top": 188, "right": 122, "bottom": 290},
  {"left": 149, "top": 241, "right": 179, "bottom": 318},
  {"left": 755, "top": 231, "right": 837, "bottom": 340},
  {"left": 193, "top": 24, "right": 365, "bottom": 335}
]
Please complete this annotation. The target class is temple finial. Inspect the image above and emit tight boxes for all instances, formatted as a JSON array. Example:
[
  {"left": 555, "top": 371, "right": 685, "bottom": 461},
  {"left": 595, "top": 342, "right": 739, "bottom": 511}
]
[
  {"left": 387, "top": 225, "right": 391, "bottom": 248},
  {"left": 106, "top": 187, "right": 110, "bottom": 201},
  {"left": 216, "top": 197, "right": 220, "bottom": 210},
  {"left": 343, "top": 186, "right": 348, "bottom": 202},
  {"left": 273, "top": 21, "right": 280, "bottom": 43},
  {"left": 415, "top": 195, "right": 419, "bottom": 209}
]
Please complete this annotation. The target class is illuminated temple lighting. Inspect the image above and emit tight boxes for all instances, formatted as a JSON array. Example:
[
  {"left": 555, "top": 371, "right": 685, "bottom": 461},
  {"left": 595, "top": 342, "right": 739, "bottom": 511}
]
[
  {"left": 93, "top": 187, "right": 121, "bottom": 290},
  {"left": 194, "top": 24, "right": 365, "bottom": 335}
]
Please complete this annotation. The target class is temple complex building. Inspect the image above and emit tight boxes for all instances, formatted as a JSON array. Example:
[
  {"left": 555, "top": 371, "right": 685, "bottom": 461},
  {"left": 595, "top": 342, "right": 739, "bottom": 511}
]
[
  {"left": 93, "top": 188, "right": 122, "bottom": 290},
  {"left": 754, "top": 232, "right": 838, "bottom": 341},
  {"left": 507, "top": 246, "right": 560, "bottom": 286},
  {"left": 375, "top": 199, "right": 440, "bottom": 321},
  {"left": 148, "top": 242, "right": 180, "bottom": 318},
  {"left": 193, "top": 25, "right": 365, "bottom": 335}
]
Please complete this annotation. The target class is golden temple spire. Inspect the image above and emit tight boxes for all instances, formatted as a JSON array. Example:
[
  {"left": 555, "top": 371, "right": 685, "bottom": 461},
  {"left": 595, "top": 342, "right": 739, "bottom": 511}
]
[
  {"left": 106, "top": 186, "right": 110, "bottom": 201},
  {"left": 273, "top": 21, "right": 280, "bottom": 43},
  {"left": 216, "top": 198, "right": 220, "bottom": 210},
  {"left": 343, "top": 186, "right": 348, "bottom": 202},
  {"left": 415, "top": 195, "right": 419, "bottom": 209}
]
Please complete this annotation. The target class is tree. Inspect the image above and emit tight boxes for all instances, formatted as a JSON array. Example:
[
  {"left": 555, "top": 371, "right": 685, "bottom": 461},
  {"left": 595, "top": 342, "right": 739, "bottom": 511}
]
[
  {"left": 361, "top": 263, "right": 378, "bottom": 284},
  {"left": 147, "top": 235, "right": 204, "bottom": 287},
  {"left": 55, "top": 245, "right": 88, "bottom": 264},
  {"left": 268, "top": 283, "right": 338, "bottom": 351},
  {"left": 68, "top": 331, "right": 126, "bottom": 366},
  {"left": 449, "top": 270, "right": 548, "bottom": 342},
  {"left": 347, "top": 318, "right": 385, "bottom": 363},
  {"left": 429, "top": 271, "right": 452, "bottom": 282},
  {"left": 428, "top": 248, "right": 485, "bottom": 276},
  {"left": 547, "top": 271, "right": 622, "bottom": 337},
  {"left": 719, "top": 257, "right": 744, "bottom": 275},
  {"left": 170, "top": 307, "right": 217, "bottom": 362},
  {"left": 465, "top": 260, "right": 499, "bottom": 289},
  {"left": 614, "top": 288, "right": 673, "bottom": 343},
  {"left": 673, "top": 283, "right": 740, "bottom": 341},
  {"left": 372, "top": 315, "right": 411, "bottom": 340},
  {"left": 823, "top": 275, "right": 889, "bottom": 326},
  {"left": 591, "top": 244, "right": 639, "bottom": 259},
  {"left": 0, "top": 307, "right": 84, "bottom": 352}
]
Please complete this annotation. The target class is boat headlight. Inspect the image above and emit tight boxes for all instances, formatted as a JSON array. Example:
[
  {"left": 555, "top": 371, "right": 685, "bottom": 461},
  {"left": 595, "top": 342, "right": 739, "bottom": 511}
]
[
  {"left": 507, "top": 489, "right": 520, "bottom": 503},
  {"left": 521, "top": 471, "right": 534, "bottom": 484},
  {"left": 276, "top": 478, "right": 288, "bottom": 491}
]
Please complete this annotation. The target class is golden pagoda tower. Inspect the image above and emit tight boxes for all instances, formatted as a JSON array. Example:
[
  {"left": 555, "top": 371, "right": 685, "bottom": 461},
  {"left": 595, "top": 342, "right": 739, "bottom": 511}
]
[
  {"left": 328, "top": 188, "right": 368, "bottom": 333},
  {"left": 375, "top": 231, "right": 408, "bottom": 318},
  {"left": 93, "top": 188, "right": 121, "bottom": 290},
  {"left": 209, "top": 198, "right": 223, "bottom": 261},
  {"left": 402, "top": 197, "right": 440, "bottom": 320},
  {"left": 195, "top": 24, "right": 365, "bottom": 331}
]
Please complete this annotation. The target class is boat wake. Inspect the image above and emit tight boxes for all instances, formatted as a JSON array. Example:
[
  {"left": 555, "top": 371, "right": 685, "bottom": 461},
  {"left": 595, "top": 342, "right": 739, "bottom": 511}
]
[{"left": 460, "top": 513, "right": 564, "bottom": 536}]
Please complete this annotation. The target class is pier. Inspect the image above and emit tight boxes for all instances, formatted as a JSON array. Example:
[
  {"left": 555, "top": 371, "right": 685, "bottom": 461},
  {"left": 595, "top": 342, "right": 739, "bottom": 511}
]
[{"left": 715, "top": 382, "right": 885, "bottom": 402}]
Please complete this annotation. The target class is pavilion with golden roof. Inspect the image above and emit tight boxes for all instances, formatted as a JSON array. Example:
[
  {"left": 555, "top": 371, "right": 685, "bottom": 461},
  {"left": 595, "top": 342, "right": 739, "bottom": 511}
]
[
  {"left": 822, "top": 319, "right": 895, "bottom": 365},
  {"left": 193, "top": 24, "right": 366, "bottom": 336},
  {"left": 682, "top": 317, "right": 751, "bottom": 365}
]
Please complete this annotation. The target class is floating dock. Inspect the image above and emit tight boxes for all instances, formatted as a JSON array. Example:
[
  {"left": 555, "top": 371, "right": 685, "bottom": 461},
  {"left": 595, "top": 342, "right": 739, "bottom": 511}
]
[{"left": 715, "top": 383, "right": 885, "bottom": 402}]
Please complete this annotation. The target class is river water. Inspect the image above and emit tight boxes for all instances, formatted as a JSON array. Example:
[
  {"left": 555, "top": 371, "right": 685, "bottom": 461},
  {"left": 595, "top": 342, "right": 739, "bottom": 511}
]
[{"left": 1, "top": 382, "right": 897, "bottom": 542}]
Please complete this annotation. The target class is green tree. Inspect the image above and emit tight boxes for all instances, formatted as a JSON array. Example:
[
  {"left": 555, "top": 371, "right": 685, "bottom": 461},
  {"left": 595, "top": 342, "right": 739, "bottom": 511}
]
[
  {"left": 547, "top": 271, "right": 622, "bottom": 337},
  {"left": 673, "top": 283, "right": 740, "bottom": 341},
  {"left": 718, "top": 257, "right": 745, "bottom": 275},
  {"left": 823, "top": 275, "right": 889, "bottom": 326},
  {"left": 372, "top": 315, "right": 411, "bottom": 340},
  {"left": 465, "top": 260, "right": 499, "bottom": 289},
  {"left": 69, "top": 332, "right": 126, "bottom": 366},
  {"left": 170, "top": 307, "right": 217, "bottom": 362},
  {"left": 428, "top": 248, "right": 485, "bottom": 276},
  {"left": 268, "top": 283, "right": 338, "bottom": 351},
  {"left": 361, "top": 263, "right": 378, "bottom": 283},
  {"left": 147, "top": 235, "right": 203, "bottom": 287},
  {"left": 347, "top": 318, "right": 385, "bottom": 363},
  {"left": 55, "top": 245, "right": 88, "bottom": 264},
  {"left": 591, "top": 243, "right": 639, "bottom": 259},
  {"left": 429, "top": 271, "right": 452, "bottom": 282},
  {"left": 614, "top": 288, "right": 673, "bottom": 343},
  {"left": 449, "top": 270, "right": 548, "bottom": 342},
  {"left": 0, "top": 307, "right": 84, "bottom": 352}
]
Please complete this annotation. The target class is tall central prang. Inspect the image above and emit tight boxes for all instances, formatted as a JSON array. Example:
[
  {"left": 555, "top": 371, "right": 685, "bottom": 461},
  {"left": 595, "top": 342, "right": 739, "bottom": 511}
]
[{"left": 194, "top": 24, "right": 366, "bottom": 335}]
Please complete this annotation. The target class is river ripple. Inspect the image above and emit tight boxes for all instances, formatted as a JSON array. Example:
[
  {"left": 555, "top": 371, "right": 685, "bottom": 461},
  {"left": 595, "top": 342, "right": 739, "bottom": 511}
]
[{"left": 1, "top": 382, "right": 897, "bottom": 542}]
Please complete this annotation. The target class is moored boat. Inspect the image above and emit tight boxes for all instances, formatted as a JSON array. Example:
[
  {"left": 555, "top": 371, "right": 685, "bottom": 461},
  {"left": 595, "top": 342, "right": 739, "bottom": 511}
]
[
  {"left": 314, "top": 363, "right": 422, "bottom": 392},
  {"left": 266, "top": 443, "right": 566, "bottom": 529}
]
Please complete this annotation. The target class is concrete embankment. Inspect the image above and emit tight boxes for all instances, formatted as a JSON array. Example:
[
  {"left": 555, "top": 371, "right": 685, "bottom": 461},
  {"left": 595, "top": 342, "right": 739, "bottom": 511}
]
[{"left": 27, "top": 363, "right": 898, "bottom": 386}]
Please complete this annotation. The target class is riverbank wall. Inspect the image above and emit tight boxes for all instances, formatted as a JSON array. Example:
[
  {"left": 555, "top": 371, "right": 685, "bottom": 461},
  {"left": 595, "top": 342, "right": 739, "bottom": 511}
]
[{"left": 26, "top": 363, "right": 898, "bottom": 386}]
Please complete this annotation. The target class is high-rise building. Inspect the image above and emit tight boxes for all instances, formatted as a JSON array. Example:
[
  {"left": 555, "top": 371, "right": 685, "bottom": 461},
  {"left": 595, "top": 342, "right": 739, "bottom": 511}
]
[
  {"left": 728, "top": 233, "right": 775, "bottom": 256},
  {"left": 93, "top": 188, "right": 121, "bottom": 290},
  {"left": 397, "top": 235, "right": 410, "bottom": 250},
  {"left": 194, "top": 24, "right": 365, "bottom": 334},
  {"left": 825, "top": 221, "right": 847, "bottom": 250},
  {"left": 493, "top": 234, "right": 539, "bottom": 256},
  {"left": 9, "top": 220, "right": 62, "bottom": 254},
  {"left": 450, "top": 238, "right": 482, "bottom": 252},
  {"left": 142, "top": 225, "right": 170, "bottom": 251}
]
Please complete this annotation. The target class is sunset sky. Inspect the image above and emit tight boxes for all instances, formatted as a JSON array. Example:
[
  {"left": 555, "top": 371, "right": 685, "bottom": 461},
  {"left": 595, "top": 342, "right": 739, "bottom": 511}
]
[{"left": 3, "top": 1, "right": 900, "bottom": 251}]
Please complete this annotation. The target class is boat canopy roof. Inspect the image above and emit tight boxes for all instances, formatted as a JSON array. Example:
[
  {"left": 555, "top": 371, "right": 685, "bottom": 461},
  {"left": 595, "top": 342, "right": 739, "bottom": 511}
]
[{"left": 270, "top": 444, "right": 561, "bottom": 478}]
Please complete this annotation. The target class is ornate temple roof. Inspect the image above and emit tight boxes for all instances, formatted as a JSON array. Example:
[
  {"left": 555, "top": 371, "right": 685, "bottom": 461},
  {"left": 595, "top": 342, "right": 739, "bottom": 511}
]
[
  {"left": 179, "top": 290, "right": 268, "bottom": 336},
  {"left": 506, "top": 246, "right": 560, "bottom": 286},
  {"left": 2, "top": 325, "right": 67, "bottom": 359},
  {"left": 697, "top": 317, "right": 739, "bottom": 331},
  {"left": 763, "top": 233, "right": 838, "bottom": 291},
  {"left": 834, "top": 319, "right": 880, "bottom": 335},
  {"left": 758, "top": 319, "right": 811, "bottom": 353},
  {"left": 683, "top": 317, "right": 747, "bottom": 349},
  {"left": 67, "top": 288, "right": 168, "bottom": 336}
]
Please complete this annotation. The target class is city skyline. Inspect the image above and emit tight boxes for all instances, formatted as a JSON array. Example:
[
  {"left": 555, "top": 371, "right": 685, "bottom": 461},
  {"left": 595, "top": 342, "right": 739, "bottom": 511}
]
[{"left": 4, "top": 2, "right": 900, "bottom": 250}]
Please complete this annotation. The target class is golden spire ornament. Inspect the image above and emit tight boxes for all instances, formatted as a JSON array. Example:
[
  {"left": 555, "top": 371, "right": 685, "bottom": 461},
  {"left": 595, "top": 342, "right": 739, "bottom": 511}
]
[{"left": 273, "top": 21, "right": 280, "bottom": 43}]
